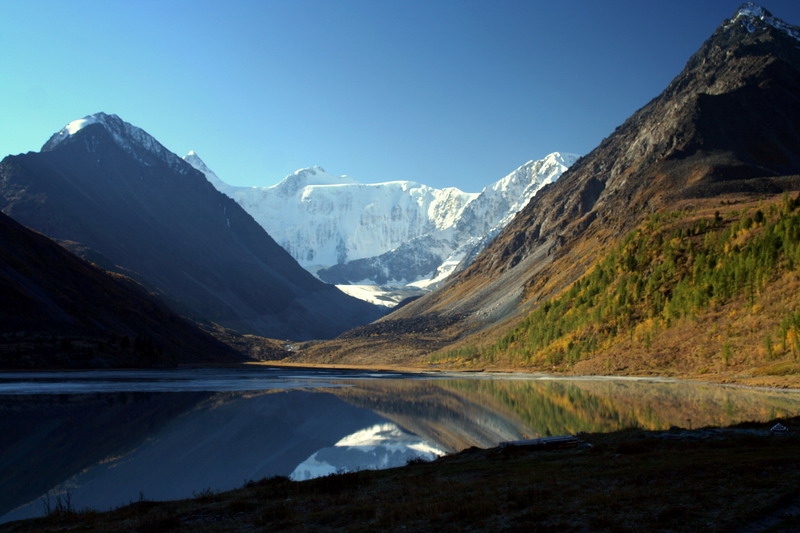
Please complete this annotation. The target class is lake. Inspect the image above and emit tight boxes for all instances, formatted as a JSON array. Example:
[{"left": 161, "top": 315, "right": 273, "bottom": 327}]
[{"left": 2, "top": 367, "right": 800, "bottom": 523}]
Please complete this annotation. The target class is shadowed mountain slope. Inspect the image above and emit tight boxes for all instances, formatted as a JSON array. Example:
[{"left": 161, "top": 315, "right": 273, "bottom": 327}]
[
  {"left": 0, "top": 114, "right": 382, "bottom": 341},
  {"left": 0, "top": 211, "right": 238, "bottom": 368}
]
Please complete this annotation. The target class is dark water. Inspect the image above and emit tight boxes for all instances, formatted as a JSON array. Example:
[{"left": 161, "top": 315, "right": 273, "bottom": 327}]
[{"left": 2, "top": 367, "right": 799, "bottom": 523}]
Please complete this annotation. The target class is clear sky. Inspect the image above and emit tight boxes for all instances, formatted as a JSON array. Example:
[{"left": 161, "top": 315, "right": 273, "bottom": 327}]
[{"left": 3, "top": 1, "right": 800, "bottom": 192}]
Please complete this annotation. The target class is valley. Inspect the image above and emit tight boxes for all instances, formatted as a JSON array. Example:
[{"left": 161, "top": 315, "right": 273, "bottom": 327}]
[
  {"left": 6, "top": 4, "right": 800, "bottom": 383},
  {"left": 4, "top": 2, "right": 800, "bottom": 531}
]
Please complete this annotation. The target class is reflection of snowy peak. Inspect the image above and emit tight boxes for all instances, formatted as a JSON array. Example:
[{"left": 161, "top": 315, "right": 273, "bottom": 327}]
[
  {"left": 186, "top": 152, "right": 577, "bottom": 288},
  {"left": 290, "top": 423, "right": 445, "bottom": 481}
]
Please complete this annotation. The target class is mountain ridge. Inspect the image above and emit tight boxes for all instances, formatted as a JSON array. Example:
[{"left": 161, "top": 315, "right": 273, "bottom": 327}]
[
  {"left": 186, "top": 151, "right": 577, "bottom": 288},
  {"left": 0, "top": 114, "right": 383, "bottom": 340}
]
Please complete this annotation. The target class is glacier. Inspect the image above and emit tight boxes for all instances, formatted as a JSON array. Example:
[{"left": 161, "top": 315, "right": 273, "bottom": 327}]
[{"left": 185, "top": 151, "right": 578, "bottom": 296}]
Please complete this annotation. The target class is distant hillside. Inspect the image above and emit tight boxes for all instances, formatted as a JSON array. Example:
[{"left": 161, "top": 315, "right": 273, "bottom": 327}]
[{"left": 0, "top": 211, "right": 238, "bottom": 368}]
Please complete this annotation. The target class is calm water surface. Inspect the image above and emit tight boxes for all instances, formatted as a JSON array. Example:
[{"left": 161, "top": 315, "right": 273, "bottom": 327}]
[{"left": 2, "top": 367, "right": 799, "bottom": 523}]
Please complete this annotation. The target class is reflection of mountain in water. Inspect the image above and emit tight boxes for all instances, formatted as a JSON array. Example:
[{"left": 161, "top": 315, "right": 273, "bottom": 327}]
[
  {"left": 290, "top": 423, "right": 445, "bottom": 481},
  {"left": 436, "top": 378, "right": 800, "bottom": 436},
  {"left": 3, "top": 374, "right": 800, "bottom": 524},
  {"left": 329, "top": 378, "right": 800, "bottom": 450},
  {"left": 1, "top": 390, "right": 386, "bottom": 523},
  {"left": 0, "top": 391, "right": 210, "bottom": 518},
  {"left": 331, "top": 380, "right": 533, "bottom": 451}
]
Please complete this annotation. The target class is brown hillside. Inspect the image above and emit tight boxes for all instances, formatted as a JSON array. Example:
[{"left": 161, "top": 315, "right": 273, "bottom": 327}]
[{"left": 294, "top": 5, "right": 800, "bottom": 369}]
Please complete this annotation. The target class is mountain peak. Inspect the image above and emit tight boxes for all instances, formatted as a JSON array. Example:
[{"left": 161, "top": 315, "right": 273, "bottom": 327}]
[
  {"left": 42, "top": 112, "right": 189, "bottom": 174},
  {"left": 487, "top": 152, "right": 579, "bottom": 195},
  {"left": 272, "top": 166, "right": 358, "bottom": 194},
  {"left": 184, "top": 151, "right": 231, "bottom": 190},
  {"left": 183, "top": 150, "right": 207, "bottom": 169},
  {"left": 726, "top": 2, "right": 800, "bottom": 40},
  {"left": 2, "top": 120, "right": 383, "bottom": 340},
  {"left": 735, "top": 2, "right": 772, "bottom": 19},
  {"left": 291, "top": 166, "right": 329, "bottom": 181},
  {"left": 43, "top": 112, "right": 122, "bottom": 149},
  {"left": 541, "top": 151, "right": 581, "bottom": 169}
]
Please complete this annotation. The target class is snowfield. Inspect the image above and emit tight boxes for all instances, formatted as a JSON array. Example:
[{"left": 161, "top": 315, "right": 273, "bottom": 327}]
[{"left": 185, "top": 151, "right": 578, "bottom": 302}]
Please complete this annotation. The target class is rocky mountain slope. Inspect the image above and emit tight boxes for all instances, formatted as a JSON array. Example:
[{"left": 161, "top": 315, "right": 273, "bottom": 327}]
[
  {"left": 0, "top": 113, "right": 382, "bottom": 340},
  {"left": 0, "top": 211, "right": 238, "bottom": 368},
  {"left": 398, "top": 2, "right": 800, "bottom": 319},
  {"left": 298, "top": 3, "right": 800, "bottom": 368},
  {"left": 185, "top": 152, "right": 576, "bottom": 288}
]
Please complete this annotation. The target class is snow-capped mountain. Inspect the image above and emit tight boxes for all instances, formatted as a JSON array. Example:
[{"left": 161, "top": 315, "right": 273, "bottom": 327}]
[
  {"left": 431, "top": 152, "right": 579, "bottom": 286},
  {"left": 186, "top": 152, "right": 578, "bottom": 290},
  {"left": 184, "top": 150, "right": 230, "bottom": 191},
  {"left": 43, "top": 113, "right": 189, "bottom": 174},
  {"left": 726, "top": 2, "right": 800, "bottom": 39},
  {"left": 186, "top": 161, "right": 478, "bottom": 269}
]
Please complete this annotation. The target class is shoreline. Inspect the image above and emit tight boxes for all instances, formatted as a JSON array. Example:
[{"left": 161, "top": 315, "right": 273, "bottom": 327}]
[
  {"left": 248, "top": 359, "right": 800, "bottom": 391},
  {"left": 1, "top": 360, "right": 798, "bottom": 391}
]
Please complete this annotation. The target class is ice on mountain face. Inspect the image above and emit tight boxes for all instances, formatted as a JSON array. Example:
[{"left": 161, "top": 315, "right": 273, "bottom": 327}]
[
  {"left": 727, "top": 2, "right": 800, "bottom": 41},
  {"left": 192, "top": 151, "right": 577, "bottom": 296},
  {"left": 44, "top": 112, "right": 191, "bottom": 174},
  {"left": 65, "top": 117, "right": 98, "bottom": 135},
  {"left": 736, "top": 2, "right": 768, "bottom": 19},
  {"left": 289, "top": 423, "right": 445, "bottom": 481},
  {"left": 276, "top": 166, "right": 358, "bottom": 188},
  {"left": 45, "top": 117, "right": 100, "bottom": 147},
  {"left": 197, "top": 164, "right": 479, "bottom": 270},
  {"left": 419, "top": 151, "right": 579, "bottom": 282}
]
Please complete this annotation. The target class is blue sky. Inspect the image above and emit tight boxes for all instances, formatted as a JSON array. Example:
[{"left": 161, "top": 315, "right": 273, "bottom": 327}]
[{"left": 3, "top": 1, "right": 800, "bottom": 192}]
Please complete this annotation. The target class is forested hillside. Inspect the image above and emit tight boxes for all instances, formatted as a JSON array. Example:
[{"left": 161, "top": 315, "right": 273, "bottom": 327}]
[{"left": 432, "top": 193, "right": 800, "bottom": 379}]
